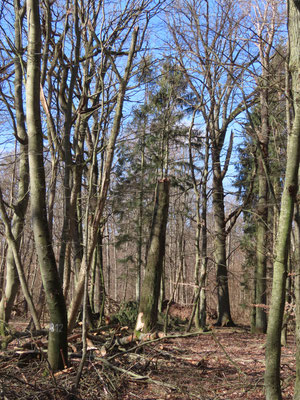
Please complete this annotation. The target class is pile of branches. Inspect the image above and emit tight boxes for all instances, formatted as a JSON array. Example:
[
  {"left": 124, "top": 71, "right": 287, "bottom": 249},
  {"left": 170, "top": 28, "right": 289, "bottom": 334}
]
[{"left": 0, "top": 322, "right": 207, "bottom": 400}]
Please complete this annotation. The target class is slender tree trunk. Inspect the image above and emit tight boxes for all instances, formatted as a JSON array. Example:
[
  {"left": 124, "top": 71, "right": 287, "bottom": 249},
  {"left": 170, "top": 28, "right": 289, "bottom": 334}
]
[
  {"left": 95, "top": 229, "right": 106, "bottom": 321},
  {"left": 188, "top": 129, "right": 209, "bottom": 331},
  {"left": 255, "top": 156, "right": 268, "bottom": 333},
  {"left": 198, "top": 132, "right": 209, "bottom": 329},
  {"left": 26, "top": 0, "right": 68, "bottom": 370},
  {"left": 67, "top": 28, "right": 139, "bottom": 332},
  {"left": 136, "top": 129, "right": 145, "bottom": 303},
  {"left": 0, "top": 0, "right": 29, "bottom": 328},
  {"left": 265, "top": 2, "right": 300, "bottom": 396},
  {"left": 58, "top": 0, "right": 80, "bottom": 285},
  {"left": 0, "top": 189, "right": 40, "bottom": 331},
  {"left": 253, "top": 0, "right": 276, "bottom": 335},
  {"left": 136, "top": 179, "right": 170, "bottom": 333},
  {"left": 295, "top": 167, "right": 300, "bottom": 398}
]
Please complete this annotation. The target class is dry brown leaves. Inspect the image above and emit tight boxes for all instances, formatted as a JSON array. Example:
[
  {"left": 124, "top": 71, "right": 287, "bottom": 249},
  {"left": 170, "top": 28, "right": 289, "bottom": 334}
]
[{"left": 0, "top": 325, "right": 296, "bottom": 399}]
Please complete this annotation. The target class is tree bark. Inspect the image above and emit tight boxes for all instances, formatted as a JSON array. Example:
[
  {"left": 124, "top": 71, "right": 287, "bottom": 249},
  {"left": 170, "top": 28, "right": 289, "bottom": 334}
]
[
  {"left": 253, "top": 3, "right": 277, "bottom": 333},
  {"left": 265, "top": 1, "right": 300, "bottom": 397},
  {"left": 255, "top": 117, "right": 269, "bottom": 333},
  {"left": 212, "top": 146, "right": 234, "bottom": 327},
  {"left": 0, "top": 0, "right": 29, "bottom": 328},
  {"left": 188, "top": 114, "right": 208, "bottom": 330},
  {"left": 136, "top": 179, "right": 170, "bottom": 333},
  {"left": 295, "top": 167, "right": 300, "bottom": 398},
  {"left": 58, "top": 0, "right": 81, "bottom": 285},
  {"left": 0, "top": 189, "right": 40, "bottom": 331},
  {"left": 26, "top": 0, "right": 68, "bottom": 371}
]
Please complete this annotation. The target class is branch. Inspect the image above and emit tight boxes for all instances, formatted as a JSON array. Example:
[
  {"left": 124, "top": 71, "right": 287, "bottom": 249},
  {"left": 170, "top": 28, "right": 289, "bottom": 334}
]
[
  {"left": 95, "top": 356, "right": 205, "bottom": 399},
  {"left": 221, "top": 130, "right": 234, "bottom": 180}
]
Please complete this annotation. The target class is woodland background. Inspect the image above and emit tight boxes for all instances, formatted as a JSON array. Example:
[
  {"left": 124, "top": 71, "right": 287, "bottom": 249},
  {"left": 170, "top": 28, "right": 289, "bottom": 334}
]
[{"left": 0, "top": 0, "right": 299, "bottom": 398}]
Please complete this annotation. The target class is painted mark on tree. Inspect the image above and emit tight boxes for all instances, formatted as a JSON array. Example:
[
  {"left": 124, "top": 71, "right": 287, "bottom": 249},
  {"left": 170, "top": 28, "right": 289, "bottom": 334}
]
[{"left": 49, "top": 323, "right": 64, "bottom": 333}]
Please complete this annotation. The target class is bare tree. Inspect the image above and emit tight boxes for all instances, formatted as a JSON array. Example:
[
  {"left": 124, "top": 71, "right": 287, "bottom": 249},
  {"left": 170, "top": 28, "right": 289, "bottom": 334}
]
[
  {"left": 168, "top": 0, "right": 257, "bottom": 326},
  {"left": 26, "top": 0, "right": 68, "bottom": 370},
  {"left": 67, "top": 23, "right": 142, "bottom": 331}
]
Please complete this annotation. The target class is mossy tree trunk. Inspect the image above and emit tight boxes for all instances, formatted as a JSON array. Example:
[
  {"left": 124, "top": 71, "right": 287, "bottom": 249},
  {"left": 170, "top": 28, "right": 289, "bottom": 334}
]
[
  {"left": 136, "top": 179, "right": 170, "bottom": 333},
  {"left": 265, "top": 1, "right": 300, "bottom": 397},
  {"left": 26, "top": 0, "right": 68, "bottom": 371}
]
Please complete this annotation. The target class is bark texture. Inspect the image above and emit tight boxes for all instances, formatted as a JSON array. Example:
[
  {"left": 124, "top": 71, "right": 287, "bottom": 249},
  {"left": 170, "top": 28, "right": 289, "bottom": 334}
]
[
  {"left": 0, "top": 0, "right": 29, "bottom": 328},
  {"left": 136, "top": 179, "right": 170, "bottom": 333},
  {"left": 212, "top": 147, "right": 234, "bottom": 327},
  {"left": 295, "top": 167, "right": 300, "bottom": 399},
  {"left": 26, "top": 0, "right": 68, "bottom": 371}
]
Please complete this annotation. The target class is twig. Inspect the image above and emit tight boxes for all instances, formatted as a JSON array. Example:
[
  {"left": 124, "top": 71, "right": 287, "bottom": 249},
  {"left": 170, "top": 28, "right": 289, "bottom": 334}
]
[
  {"left": 96, "top": 357, "right": 205, "bottom": 399},
  {"left": 211, "top": 330, "right": 246, "bottom": 377}
]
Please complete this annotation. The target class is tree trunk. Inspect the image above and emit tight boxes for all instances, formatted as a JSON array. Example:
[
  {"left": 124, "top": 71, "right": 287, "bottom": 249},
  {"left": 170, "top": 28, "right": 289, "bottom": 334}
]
[
  {"left": 255, "top": 165, "right": 268, "bottom": 333},
  {"left": 255, "top": 126, "right": 269, "bottom": 333},
  {"left": 212, "top": 148, "right": 234, "bottom": 327},
  {"left": 295, "top": 167, "right": 300, "bottom": 398},
  {"left": 188, "top": 116, "right": 209, "bottom": 330},
  {"left": 198, "top": 138, "right": 209, "bottom": 329},
  {"left": 252, "top": 0, "right": 278, "bottom": 335},
  {"left": 0, "top": 0, "right": 29, "bottom": 328},
  {"left": 0, "top": 189, "right": 40, "bottom": 331},
  {"left": 136, "top": 129, "right": 145, "bottom": 303},
  {"left": 26, "top": 0, "right": 68, "bottom": 371},
  {"left": 58, "top": 1, "right": 80, "bottom": 284},
  {"left": 136, "top": 179, "right": 170, "bottom": 333},
  {"left": 265, "top": 1, "right": 300, "bottom": 396},
  {"left": 67, "top": 28, "right": 139, "bottom": 332}
]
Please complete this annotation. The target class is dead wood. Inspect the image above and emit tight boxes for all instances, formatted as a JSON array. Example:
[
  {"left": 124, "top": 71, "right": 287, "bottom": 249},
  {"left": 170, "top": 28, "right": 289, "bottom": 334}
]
[
  {"left": 93, "top": 356, "right": 205, "bottom": 399},
  {"left": 0, "top": 326, "right": 296, "bottom": 399}
]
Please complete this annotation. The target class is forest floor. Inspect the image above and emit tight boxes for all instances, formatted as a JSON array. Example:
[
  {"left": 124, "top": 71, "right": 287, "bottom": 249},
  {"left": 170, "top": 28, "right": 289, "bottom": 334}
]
[{"left": 0, "top": 321, "right": 296, "bottom": 400}]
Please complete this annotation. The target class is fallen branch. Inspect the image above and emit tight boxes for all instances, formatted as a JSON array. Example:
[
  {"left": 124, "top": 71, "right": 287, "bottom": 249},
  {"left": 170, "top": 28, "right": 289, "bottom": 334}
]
[
  {"left": 95, "top": 356, "right": 205, "bottom": 399},
  {"left": 211, "top": 330, "right": 246, "bottom": 377},
  {"left": 108, "top": 330, "right": 210, "bottom": 361}
]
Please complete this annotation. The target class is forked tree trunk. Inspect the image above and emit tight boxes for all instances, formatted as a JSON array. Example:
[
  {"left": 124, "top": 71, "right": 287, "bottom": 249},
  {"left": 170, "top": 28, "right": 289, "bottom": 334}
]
[
  {"left": 265, "top": 1, "right": 300, "bottom": 397},
  {"left": 135, "top": 179, "right": 170, "bottom": 333},
  {"left": 26, "top": 0, "right": 68, "bottom": 371},
  {"left": 0, "top": 189, "right": 40, "bottom": 331},
  {"left": 67, "top": 28, "right": 139, "bottom": 332}
]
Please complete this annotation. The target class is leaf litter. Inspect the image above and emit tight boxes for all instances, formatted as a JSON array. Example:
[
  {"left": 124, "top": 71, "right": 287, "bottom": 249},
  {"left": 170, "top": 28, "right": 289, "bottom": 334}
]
[{"left": 0, "top": 324, "right": 296, "bottom": 399}]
